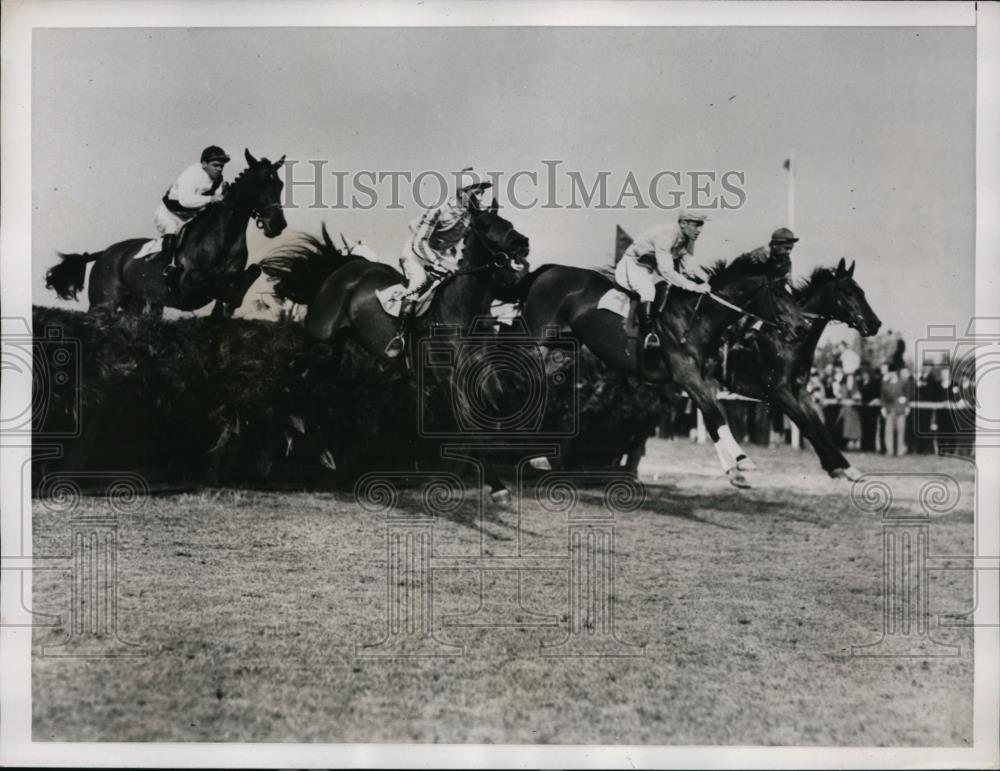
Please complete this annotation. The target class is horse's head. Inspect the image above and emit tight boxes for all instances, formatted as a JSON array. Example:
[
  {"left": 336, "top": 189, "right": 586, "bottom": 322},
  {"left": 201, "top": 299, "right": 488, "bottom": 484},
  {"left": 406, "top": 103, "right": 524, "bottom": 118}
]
[
  {"left": 465, "top": 198, "right": 531, "bottom": 291},
  {"left": 230, "top": 149, "right": 288, "bottom": 238},
  {"left": 707, "top": 255, "right": 811, "bottom": 342},
  {"left": 799, "top": 259, "right": 882, "bottom": 337}
]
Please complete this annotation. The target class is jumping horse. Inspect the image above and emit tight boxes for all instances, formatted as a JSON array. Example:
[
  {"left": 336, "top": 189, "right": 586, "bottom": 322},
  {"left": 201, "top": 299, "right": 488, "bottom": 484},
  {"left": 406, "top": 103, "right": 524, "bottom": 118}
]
[
  {"left": 46, "top": 149, "right": 287, "bottom": 318},
  {"left": 517, "top": 254, "right": 811, "bottom": 486},
  {"left": 720, "top": 258, "right": 881, "bottom": 480},
  {"left": 261, "top": 199, "right": 530, "bottom": 501}
]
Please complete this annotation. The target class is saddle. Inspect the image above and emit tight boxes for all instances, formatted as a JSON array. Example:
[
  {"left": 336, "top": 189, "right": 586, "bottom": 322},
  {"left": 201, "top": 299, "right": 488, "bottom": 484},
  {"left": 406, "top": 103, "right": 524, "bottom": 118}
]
[
  {"left": 375, "top": 273, "right": 445, "bottom": 318},
  {"left": 133, "top": 219, "right": 194, "bottom": 263}
]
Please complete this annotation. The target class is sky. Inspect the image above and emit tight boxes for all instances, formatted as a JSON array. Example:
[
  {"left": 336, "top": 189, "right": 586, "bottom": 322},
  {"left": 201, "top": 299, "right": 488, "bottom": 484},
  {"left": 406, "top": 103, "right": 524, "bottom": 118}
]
[{"left": 31, "top": 25, "right": 976, "bottom": 343}]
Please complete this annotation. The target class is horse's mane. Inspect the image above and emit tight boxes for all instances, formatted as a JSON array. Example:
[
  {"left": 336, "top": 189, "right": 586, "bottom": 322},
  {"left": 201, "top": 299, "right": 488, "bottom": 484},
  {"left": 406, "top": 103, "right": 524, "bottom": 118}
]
[
  {"left": 260, "top": 223, "right": 365, "bottom": 305},
  {"left": 225, "top": 158, "right": 275, "bottom": 198},
  {"left": 703, "top": 252, "right": 771, "bottom": 289},
  {"left": 793, "top": 266, "right": 838, "bottom": 301},
  {"left": 184, "top": 160, "right": 273, "bottom": 227}
]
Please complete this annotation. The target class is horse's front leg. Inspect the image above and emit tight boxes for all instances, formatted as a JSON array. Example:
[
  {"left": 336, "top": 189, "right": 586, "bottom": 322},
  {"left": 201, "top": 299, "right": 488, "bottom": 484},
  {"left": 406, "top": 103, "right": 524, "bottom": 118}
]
[
  {"left": 670, "top": 358, "right": 753, "bottom": 487},
  {"left": 214, "top": 263, "right": 262, "bottom": 317},
  {"left": 771, "top": 388, "right": 857, "bottom": 480}
]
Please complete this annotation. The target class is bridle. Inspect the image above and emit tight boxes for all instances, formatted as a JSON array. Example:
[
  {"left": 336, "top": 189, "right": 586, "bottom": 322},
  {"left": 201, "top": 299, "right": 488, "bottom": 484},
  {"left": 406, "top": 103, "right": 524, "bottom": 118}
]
[
  {"left": 449, "top": 222, "right": 527, "bottom": 277},
  {"left": 799, "top": 277, "right": 870, "bottom": 331},
  {"left": 251, "top": 202, "right": 283, "bottom": 230}
]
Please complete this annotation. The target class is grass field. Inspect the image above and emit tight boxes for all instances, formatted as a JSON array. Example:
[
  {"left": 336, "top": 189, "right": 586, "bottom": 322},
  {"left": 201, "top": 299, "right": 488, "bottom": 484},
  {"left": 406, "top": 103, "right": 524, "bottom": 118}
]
[{"left": 32, "top": 440, "right": 976, "bottom": 745}]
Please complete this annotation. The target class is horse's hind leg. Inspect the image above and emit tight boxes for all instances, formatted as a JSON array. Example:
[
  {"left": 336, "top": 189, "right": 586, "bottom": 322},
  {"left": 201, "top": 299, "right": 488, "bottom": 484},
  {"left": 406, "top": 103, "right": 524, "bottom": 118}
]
[
  {"left": 670, "top": 361, "right": 752, "bottom": 486},
  {"left": 481, "top": 451, "right": 511, "bottom": 504},
  {"left": 87, "top": 252, "right": 126, "bottom": 313}
]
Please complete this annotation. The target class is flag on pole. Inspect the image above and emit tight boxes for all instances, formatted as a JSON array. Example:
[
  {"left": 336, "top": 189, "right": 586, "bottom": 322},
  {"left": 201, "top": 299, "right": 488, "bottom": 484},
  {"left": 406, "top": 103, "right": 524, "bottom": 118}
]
[
  {"left": 614, "top": 225, "right": 633, "bottom": 264},
  {"left": 783, "top": 158, "right": 791, "bottom": 171}
]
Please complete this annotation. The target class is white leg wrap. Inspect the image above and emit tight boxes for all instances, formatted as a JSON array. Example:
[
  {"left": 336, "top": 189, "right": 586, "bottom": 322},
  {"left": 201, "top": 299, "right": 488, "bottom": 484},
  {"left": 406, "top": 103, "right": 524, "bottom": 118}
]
[
  {"left": 713, "top": 439, "right": 736, "bottom": 472},
  {"left": 717, "top": 425, "right": 747, "bottom": 462}
]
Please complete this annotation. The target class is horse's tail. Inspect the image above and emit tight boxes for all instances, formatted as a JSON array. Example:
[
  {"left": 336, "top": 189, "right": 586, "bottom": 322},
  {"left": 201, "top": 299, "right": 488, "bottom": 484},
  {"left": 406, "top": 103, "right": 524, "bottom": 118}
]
[
  {"left": 45, "top": 251, "right": 100, "bottom": 301},
  {"left": 260, "top": 223, "right": 364, "bottom": 306},
  {"left": 510, "top": 264, "right": 559, "bottom": 303}
]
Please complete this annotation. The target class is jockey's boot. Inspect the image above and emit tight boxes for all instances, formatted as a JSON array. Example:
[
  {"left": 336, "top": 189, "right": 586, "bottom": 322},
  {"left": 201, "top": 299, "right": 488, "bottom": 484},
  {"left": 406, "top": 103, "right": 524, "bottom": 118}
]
[
  {"left": 160, "top": 233, "right": 181, "bottom": 292},
  {"left": 384, "top": 298, "right": 414, "bottom": 358},
  {"left": 652, "top": 280, "right": 670, "bottom": 316},
  {"left": 638, "top": 301, "right": 660, "bottom": 350}
]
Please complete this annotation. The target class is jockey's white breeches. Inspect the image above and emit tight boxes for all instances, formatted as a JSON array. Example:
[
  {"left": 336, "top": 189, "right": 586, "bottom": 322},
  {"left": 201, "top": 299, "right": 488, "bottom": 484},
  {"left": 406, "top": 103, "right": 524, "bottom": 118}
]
[
  {"left": 153, "top": 202, "right": 192, "bottom": 236},
  {"left": 399, "top": 247, "right": 429, "bottom": 295},
  {"left": 615, "top": 254, "right": 665, "bottom": 303}
]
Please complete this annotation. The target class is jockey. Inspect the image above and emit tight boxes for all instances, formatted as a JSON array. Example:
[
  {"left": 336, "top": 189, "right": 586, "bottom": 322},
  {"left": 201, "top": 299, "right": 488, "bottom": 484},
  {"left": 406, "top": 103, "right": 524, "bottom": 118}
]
[
  {"left": 738, "top": 227, "right": 798, "bottom": 280},
  {"left": 615, "top": 208, "right": 711, "bottom": 350},
  {"left": 384, "top": 168, "right": 493, "bottom": 358},
  {"left": 153, "top": 145, "right": 230, "bottom": 288}
]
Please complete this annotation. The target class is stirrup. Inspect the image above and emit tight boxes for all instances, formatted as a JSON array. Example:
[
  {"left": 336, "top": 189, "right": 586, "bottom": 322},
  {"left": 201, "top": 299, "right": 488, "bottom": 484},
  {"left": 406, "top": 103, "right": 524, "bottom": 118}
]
[
  {"left": 384, "top": 334, "right": 405, "bottom": 358},
  {"left": 643, "top": 331, "right": 661, "bottom": 349}
]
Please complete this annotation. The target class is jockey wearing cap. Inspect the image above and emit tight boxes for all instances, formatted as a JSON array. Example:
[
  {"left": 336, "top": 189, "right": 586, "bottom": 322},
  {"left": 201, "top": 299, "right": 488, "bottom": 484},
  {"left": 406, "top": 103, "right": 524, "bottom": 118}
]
[
  {"left": 384, "top": 168, "right": 493, "bottom": 358},
  {"left": 615, "top": 208, "right": 711, "bottom": 350},
  {"left": 739, "top": 227, "right": 798, "bottom": 280},
  {"left": 153, "top": 145, "right": 230, "bottom": 288}
]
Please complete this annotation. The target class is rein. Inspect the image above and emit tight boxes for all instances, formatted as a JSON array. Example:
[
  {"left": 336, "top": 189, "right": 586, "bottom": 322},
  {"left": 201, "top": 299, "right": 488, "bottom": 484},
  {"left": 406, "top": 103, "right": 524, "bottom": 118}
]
[
  {"left": 706, "top": 290, "right": 781, "bottom": 329},
  {"left": 704, "top": 274, "right": 795, "bottom": 330},
  {"left": 672, "top": 277, "right": 786, "bottom": 346}
]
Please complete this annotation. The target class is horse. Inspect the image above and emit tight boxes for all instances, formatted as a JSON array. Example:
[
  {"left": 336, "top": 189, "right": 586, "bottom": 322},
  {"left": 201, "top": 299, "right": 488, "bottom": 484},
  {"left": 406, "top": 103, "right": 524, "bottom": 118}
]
[
  {"left": 45, "top": 149, "right": 287, "bottom": 318},
  {"left": 516, "top": 254, "right": 811, "bottom": 486},
  {"left": 260, "top": 199, "right": 530, "bottom": 501},
  {"left": 719, "top": 258, "right": 881, "bottom": 480}
]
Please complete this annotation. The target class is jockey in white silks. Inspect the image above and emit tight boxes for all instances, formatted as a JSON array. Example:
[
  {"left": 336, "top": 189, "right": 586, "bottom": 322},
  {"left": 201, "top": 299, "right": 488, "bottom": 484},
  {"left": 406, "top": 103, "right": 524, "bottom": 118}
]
[
  {"left": 384, "top": 168, "right": 492, "bottom": 358},
  {"left": 616, "top": 209, "right": 757, "bottom": 480},
  {"left": 153, "top": 145, "right": 230, "bottom": 288},
  {"left": 615, "top": 208, "right": 711, "bottom": 350}
]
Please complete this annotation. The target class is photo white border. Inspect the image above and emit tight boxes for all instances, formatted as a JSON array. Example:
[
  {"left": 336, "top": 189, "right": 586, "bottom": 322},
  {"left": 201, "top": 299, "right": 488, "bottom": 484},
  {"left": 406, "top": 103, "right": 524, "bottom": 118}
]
[{"left": 2, "top": 1, "right": 996, "bottom": 768}]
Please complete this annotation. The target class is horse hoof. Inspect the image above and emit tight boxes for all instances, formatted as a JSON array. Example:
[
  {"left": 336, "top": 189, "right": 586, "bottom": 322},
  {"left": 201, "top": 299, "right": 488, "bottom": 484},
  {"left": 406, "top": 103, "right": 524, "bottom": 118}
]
[
  {"left": 735, "top": 455, "right": 757, "bottom": 472},
  {"left": 529, "top": 456, "right": 552, "bottom": 471},
  {"left": 831, "top": 466, "right": 862, "bottom": 482},
  {"left": 726, "top": 469, "right": 751, "bottom": 489},
  {"left": 490, "top": 489, "right": 512, "bottom": 506},
  {"left": 319, "top": 451, "right": 337, "bottom": 471}
]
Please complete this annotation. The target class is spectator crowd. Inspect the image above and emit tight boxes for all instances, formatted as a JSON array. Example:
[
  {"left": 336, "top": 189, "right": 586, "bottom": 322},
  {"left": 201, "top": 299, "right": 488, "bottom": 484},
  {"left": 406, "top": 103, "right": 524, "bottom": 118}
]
[
  {"left": 659, "top": 328, "right": 976, "bottom": 458},
  {"left": 798, "top": 330, "right": 974, "bottom": 456}
]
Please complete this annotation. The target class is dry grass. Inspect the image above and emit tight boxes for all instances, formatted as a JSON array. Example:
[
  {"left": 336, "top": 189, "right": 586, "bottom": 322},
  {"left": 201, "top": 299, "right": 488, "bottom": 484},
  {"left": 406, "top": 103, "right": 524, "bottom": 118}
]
[{"left": 32, "top": 441, "right": 975, "bottom": 745}]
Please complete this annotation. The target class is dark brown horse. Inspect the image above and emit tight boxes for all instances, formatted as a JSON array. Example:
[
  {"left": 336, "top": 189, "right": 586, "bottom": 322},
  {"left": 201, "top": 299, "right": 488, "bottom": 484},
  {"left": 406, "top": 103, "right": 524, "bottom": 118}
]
[
  {"left": 720, "top": 258, "right": 881, "bottom": 480},
  {"left": 261, "top": 200, "right": 530, "bottom": 501},
  {"left": 517, "top": 255, "right": 811, "bottom": 486},
  {"left": 46, "top": 149, "right": 287, "bottom": 317}
]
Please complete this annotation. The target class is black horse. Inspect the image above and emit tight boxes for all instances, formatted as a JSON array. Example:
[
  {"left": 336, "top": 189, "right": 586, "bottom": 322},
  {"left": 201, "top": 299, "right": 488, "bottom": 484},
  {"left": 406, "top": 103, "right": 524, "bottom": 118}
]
[
  {"left": 720, "top": 258, "right": 881, "bottom": 479},
  {"left": 261, "top": 200, "right": 530, "bottom": 501},
  {"left": 46, "top": 149, "right": 287, "bottom": 317},
  {"left": 517, "top": 255, "right": 810, "bottom": 486}
]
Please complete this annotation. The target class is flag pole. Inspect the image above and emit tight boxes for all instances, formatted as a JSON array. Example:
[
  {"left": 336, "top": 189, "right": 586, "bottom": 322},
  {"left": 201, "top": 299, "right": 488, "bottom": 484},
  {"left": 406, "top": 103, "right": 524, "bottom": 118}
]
[
  {"left": 785, "top": 153, "right": 801, "bottom": 450},
  {"left": 786, "top": 151, "right": 795, "bottom": 230}
]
